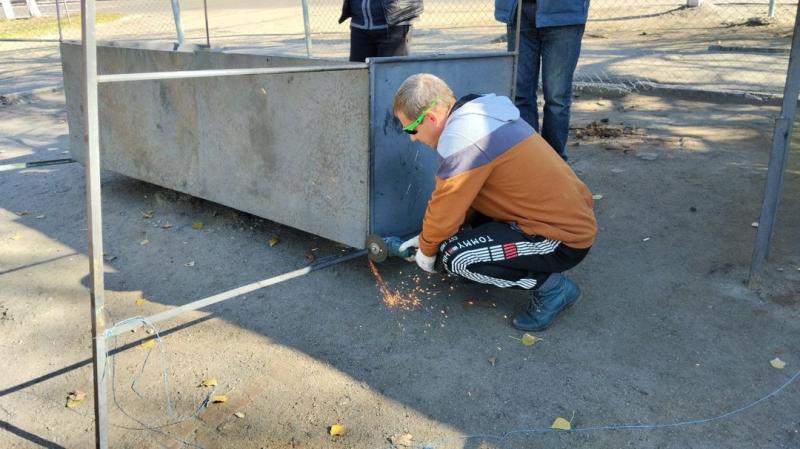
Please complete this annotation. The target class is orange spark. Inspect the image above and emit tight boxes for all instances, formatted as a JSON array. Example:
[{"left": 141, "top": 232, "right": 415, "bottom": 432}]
[{"left": 368, "top": 261, "right": 422, "bottom": 310}]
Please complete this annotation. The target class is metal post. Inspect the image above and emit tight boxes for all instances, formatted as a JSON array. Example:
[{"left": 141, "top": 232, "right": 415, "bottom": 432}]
[
  {"left": 203, "top": 0, "right": 210, "bottom": 47},
  {"left": 171, "top": 0, "right": 185, "bottom": 49},
  {"left": 80, "top": 0, "right": 109, "bottom": 447},
  {"left": 1, "top": 0, "right": 15, "bottom": 20},
  {"left": 300, "top": 0, "right": 313, "bottom": 57},
  {"left": 63, "top": 0, "right": 72, "bottom": 24},
  {"left": 25, "top": 0, "right": 41, "bottom": 17},
  {"left": 749, "top": 2, "right": 800, "bottom": 282},
  {"left": 769, "top": 0, "right": 777, "bottom": 19},
  {"left": 55, "top": 0, "right": 63, "bottom": 42},
  {"left": 510, "top": 0, "right": 523, "bottom": 101}
]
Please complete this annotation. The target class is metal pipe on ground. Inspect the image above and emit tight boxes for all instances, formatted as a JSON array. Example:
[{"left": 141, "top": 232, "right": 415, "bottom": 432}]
[{"left": 0, "top": 158, "right": 76, "bottom": 172}]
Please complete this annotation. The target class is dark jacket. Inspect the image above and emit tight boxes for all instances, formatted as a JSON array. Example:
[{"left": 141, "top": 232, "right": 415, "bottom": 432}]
[
  {"left": 495, "top": 0, "right": 589, "bottom": 27},
  {"left": 339, "top": 0, "right": 423, "bottom": 26}
]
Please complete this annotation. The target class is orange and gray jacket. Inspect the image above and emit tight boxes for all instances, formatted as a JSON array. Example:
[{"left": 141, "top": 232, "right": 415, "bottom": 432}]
[
  {"left": 418, "top": 94, "right": 597, "bottom": 257},
  {"left": 339, "top": 0, "right": 423, "bottom": 27}
]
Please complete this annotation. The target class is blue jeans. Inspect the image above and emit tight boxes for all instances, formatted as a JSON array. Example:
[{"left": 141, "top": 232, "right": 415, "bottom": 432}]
[{"left": 507, "top": 1, "right": 585, "bottom": 160}]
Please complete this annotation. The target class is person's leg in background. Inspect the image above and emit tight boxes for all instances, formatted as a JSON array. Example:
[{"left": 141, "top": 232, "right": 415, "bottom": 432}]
[
  {"left": 539, "top": 23, "right": 585, "bottom": 160},
  {"left": 376, "top": 24, "right": 411, "bottom": 57},
  {"left": 507, "top": 1, "right": 541, "bottom": 131},
  {"left": 349, "top": 27, "right": 378, "bottom": 62},
  {"left": 439, "top": 221, "right": 589, "bottom": 331}
]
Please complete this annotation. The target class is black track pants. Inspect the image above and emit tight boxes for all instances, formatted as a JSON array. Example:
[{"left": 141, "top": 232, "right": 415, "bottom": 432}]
[{"left": 439, "top": 221, "right": 590, "bottom": 290}]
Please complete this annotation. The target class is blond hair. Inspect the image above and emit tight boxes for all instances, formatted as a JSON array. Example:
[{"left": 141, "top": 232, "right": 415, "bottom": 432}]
[{"left": 393, "top": 73, "right": 456, "bottom": 119}]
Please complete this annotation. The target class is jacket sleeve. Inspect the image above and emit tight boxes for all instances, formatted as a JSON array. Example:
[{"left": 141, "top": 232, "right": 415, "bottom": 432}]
[
  {"left": 418, "top": 164, "right": 493, "bottom": 256},
  {"left": 494, "top": 0, "right": 516, "bottom": 23}
]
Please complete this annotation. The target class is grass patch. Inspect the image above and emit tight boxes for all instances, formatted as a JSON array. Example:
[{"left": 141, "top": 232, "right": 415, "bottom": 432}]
[{"left": 0, "top": 13, "right": 124, "bottom": 39}]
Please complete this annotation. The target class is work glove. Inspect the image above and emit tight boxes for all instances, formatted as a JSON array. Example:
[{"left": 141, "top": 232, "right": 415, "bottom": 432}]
[
  {"left": 399, "top": 235, "right": 420, "bottom": 262},
  {"left": 399, "top": 235, "right": 437, "bottom": 273},
  {"left": 413, "top": 248, "right": 437, "bottom": 273}
]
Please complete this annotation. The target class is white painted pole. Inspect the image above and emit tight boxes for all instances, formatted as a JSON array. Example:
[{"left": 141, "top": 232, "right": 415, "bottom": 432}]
[
  {"left": 80, "top": 0, "right": 110, "bottom": 447},
  {"left": 1, "top": 0, "right": 15, "bottom": 20},
  {"left": 26, "top": 0, "right": 41, "bottom": 17}
]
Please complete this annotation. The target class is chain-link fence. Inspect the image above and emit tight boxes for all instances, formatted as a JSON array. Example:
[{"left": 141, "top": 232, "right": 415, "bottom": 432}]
[{"left": 1, "top": 0, "right": 797, "bottom": 96}]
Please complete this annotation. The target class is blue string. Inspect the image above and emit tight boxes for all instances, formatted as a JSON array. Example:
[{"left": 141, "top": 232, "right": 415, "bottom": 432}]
[{"left": 376, "top": 365, "right": 800, "bottom": 449}]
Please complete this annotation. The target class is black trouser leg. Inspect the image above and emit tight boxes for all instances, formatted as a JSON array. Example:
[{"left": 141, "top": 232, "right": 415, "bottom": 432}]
[
  {"left": 439, "top": 221, "right": 589, "bottom": 290},
  {"left": 349, "top": 25, "right": 411, "bottom": 62},
  {"left": 349, "top": 27, "right": 378, "bottom": 62}
]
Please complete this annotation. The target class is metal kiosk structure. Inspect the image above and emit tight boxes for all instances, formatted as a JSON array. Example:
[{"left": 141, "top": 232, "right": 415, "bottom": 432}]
[{"left": 75, "top": 1, "right": 521, "bottom": 447}]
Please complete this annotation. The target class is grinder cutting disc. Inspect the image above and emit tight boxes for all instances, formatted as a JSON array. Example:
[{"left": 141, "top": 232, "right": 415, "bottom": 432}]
[{"left": 365, "top": 234, "right": 389, "bottom": 263}]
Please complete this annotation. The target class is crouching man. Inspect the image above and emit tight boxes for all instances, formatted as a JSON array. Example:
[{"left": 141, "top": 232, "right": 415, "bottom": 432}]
[{"left": 394, "top": 73, "right": 597, "bottom": 331}]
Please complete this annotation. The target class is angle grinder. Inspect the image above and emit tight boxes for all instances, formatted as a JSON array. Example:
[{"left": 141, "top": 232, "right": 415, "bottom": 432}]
[{"left": 365, "top": 234, "right": 415, "bottom": 262}]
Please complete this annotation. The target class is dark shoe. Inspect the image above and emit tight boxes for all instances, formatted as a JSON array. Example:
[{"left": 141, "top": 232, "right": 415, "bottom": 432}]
[{"left": 512, "top": 276, "right": 581, "bottom": 331}]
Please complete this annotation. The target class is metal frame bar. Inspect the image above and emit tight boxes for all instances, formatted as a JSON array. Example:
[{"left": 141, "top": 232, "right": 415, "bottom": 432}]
[
  {"left": 81, "top": 3, "right": 109, "bottom": 447},
  {"left": 96, "top": 64, "right": 367, "bottom": 84},
  {"left": 203, "top": 0, "right": 210, "bottom": 47},
  {"left": 55, "top": 0, "right": 63, "bottom": 42},
  {"left": 171, "top": 0, "right": 185, "bottom": 48},
  {"left": 749, "top": 1, "right": 800, "bottom": 281},
  {"left": 108, "top": 249, "right": 366, "bottom": 337},
  {"left": 300, "top": 0, "right": 313, "bottom": 57}
]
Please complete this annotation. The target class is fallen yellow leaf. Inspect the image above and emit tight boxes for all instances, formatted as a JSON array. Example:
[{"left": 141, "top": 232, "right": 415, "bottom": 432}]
[
  {"left": 191, "top": 222, "right": 204, "bottom": 230},
  {"left": 212, "top": 395, "right": 228, "bottom": 403},
  {"left": 66, "top": 390, "right": 86, "bottom": 408},
  {"left": 268, "top": 236, "right": 279, "bottom": 247},
  {"left": 329, "top": 423, "right": 346, "bottom": 436},
  {"left": 161, "top": 223, "right": 173, "bottom": 229},
  {"left": 141, "top": 210, "right": 154, "bottom": 219},
  {"left": 200, "top": 377, "right": 218, "bottom": 387},
  {"left": 521, "top": 333, "right": 541, "bottom": 346},
  {"left": 134, "top": 298, "right": 145, "bottom": 306},
  {"left": 551, "top": 417, "right": 571, "bottom": 430},
  {"left": 770, "top": 357, "right": 786, "bottom": 369},
  {"left": 140, "top": 339, "right": 156, "bottom": 350}
]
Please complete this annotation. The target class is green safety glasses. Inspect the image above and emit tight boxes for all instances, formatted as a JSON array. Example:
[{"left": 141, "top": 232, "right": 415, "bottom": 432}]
[{"left": 402, "top": 98, "right": 438, "bottom": 135}]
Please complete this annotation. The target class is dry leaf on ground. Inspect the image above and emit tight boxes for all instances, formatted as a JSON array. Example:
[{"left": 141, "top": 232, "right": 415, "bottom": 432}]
[
  {"left": 191, "top": 222, "right": 204, "bottom": 230},
  {"left": 140, "top": 239, "right": 149, "bottom": 245},
  {"left": 66, "top": 390, "right": 86, "bottom": 408},
  {"left": 389, "top": 433, "right": 413, "bottom": 446},
  {"left": 551, "top": 417, "right": 571, "bottom": 430},
  {"left": 329, "top": 423, "right": 346, "bottom": 436},
  {"left": 141, "top": 210, "right": 154, "bottom": 219},
  {"left": 234, "top": 412, "right": 245, "bottom": 418},
  {"left": 268, "top": 236, "right": 279, "bottom": 247},
  {"left": 200, "top": 377, "right": 218, "bottom": 387},
  {"left": 134, "top": 298, "right": 145, "bottom": 306},
  {"left": 521, "top": 333, "right": 541, "bottom": 346},
  {"left": 212, "top": 395, "right": 228, "bottom": 403},
  {"left": 770, "top": 357, "right": 786, "bottom": 369},
  {"left": 140, "top": 339, "right": 156, "bottom": 350},
  {"left": 161, "top": 223, "right": 173, "bottom": 229}
]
